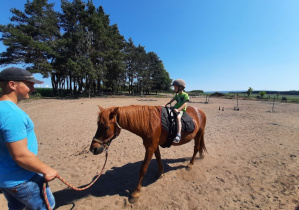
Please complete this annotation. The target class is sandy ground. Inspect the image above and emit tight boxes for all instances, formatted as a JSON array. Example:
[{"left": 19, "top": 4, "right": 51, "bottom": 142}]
[{"left": 1, "top": 96, "right": 298, "bottom": 210}]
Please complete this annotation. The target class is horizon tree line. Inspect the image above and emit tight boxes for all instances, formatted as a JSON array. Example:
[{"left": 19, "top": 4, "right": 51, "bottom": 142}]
[{"left": 0, "top": 0, "right": 172, "bottom": 96}]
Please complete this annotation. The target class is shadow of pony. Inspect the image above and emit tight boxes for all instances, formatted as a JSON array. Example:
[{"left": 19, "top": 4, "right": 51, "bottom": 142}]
[{"left": 54, "top": 157, "right": 188, "bottom": 208}]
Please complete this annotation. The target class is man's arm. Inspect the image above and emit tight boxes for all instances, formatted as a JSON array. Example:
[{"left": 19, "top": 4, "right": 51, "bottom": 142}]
[{"left": 6, "top": 138, "right": 58, "bottom": 182}]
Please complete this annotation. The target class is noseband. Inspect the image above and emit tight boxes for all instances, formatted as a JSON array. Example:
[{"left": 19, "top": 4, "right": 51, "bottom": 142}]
[{"left": 92, "top": 116, "right": 122, "bottom": 150}]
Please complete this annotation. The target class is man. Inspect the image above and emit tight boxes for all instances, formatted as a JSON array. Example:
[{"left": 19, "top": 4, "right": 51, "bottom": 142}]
[{"left": 0, "top": 67, "right": 58, "bottom": 209}]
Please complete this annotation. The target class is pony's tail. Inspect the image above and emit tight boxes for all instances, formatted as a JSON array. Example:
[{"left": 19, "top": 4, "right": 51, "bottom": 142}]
[
  {"left": 199, "top": 132, "right": 208, "bottom": 153},
  {"left": 199, "top": 132, "right": 208, "bottom": 158}
]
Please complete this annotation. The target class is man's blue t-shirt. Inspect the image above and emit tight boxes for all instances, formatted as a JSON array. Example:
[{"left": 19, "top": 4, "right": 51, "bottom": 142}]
[{"left": 0, "top": 101, "right": 37, "bottom": 188}]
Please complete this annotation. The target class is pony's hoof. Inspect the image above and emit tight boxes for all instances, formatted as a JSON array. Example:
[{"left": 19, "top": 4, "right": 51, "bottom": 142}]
[
  {"left": 128, "top": 196, "right": 139, "bottom": 204},
  {"left": 129, "top": 192, "right": 140, "bottom": 204},
  {"left": 186, "top": 164, "right": 193, "bottom": 171},
  {"left": 158, "top": 173, "right": 165, "bottom": 179}
]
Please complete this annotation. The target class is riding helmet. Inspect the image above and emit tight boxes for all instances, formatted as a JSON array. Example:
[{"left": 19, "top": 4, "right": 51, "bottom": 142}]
[{"left": 172, "top": 79, "right": 186, "bottom": 88}]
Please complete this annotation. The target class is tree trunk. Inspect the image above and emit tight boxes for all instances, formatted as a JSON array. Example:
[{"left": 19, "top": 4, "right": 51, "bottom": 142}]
[{"left": 51, "top": 73, "right": 58, "bottom": 96}]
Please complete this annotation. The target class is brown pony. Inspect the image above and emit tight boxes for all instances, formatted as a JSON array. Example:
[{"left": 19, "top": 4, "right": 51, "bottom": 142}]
[{"left": 89, "top": 105, "right": 207, "bottom": 203}]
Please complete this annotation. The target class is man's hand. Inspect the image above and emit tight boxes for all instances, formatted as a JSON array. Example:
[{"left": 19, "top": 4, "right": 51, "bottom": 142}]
[{"left": 43, "top": 167, "right": 58, "bottom": 182}]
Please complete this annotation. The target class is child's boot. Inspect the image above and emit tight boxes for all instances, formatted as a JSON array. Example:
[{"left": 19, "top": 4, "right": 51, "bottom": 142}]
[{"left": 174, "top": 134, "right": 181, "bottom": 143}]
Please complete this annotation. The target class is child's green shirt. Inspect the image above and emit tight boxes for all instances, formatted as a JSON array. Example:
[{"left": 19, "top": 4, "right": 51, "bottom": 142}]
[{"left": 173, "top": 92, "right": 189, "bottom": 112}]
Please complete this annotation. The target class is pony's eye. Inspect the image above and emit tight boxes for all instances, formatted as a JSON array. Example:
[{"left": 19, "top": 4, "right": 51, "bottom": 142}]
[{"left": 99, "top": 122, "right": 109, "bottom": 130}]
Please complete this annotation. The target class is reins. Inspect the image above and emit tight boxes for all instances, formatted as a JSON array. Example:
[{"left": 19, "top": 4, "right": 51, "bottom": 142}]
[
  {"left": 43, "top": 116, "right": 121, "bottom": 210},
  {"left": 43, "top": 150, "right": 108, "bottom": 210}
]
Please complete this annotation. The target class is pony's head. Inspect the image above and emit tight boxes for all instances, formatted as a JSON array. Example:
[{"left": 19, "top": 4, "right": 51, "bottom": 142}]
[{"left": 89, "top": 106, "right": 121, "bottom": 155}]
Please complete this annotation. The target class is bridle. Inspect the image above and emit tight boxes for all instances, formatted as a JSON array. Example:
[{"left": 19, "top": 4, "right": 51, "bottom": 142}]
[{"left": 92, "top": 116, "right": 122, "bottom": 150}]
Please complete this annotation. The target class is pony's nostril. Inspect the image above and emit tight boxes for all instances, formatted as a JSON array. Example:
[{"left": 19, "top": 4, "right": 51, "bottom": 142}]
[
  {"left": 97, "top": 147, "right": 104, "bottom": 154},
  {"left": 89, "top": 147, "right": 104, "bottom": 155}
]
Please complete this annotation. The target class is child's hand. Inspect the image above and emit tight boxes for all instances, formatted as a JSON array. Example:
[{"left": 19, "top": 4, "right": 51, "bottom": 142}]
[{"left": 174, "top": 109, "right": 179, "bottom": 113}]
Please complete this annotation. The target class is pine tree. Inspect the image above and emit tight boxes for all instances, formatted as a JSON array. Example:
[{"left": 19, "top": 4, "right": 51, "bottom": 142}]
[{"left": 0, "top": 0, "right": 60, "bottom": 76}]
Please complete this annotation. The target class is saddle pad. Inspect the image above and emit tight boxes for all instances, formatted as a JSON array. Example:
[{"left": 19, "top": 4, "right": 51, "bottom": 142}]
[{"left": 160, "top": 107, "right": 195, "bottom": 148}]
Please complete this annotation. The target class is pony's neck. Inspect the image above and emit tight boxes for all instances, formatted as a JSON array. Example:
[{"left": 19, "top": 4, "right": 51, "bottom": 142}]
[
  {"left": 117, "top": 105, "right": 160, "bottom": 138},
  {"left": 117, "top": 106, "right": 139, "bottom": 134}
]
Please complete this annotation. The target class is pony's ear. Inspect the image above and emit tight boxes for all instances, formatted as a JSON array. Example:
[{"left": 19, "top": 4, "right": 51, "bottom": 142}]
[
  {"left": 98, "top": 105, "right": 104, "bottom": 111},
  {"left": 109, "top": 107, "right": 119, "bottom": 119}
]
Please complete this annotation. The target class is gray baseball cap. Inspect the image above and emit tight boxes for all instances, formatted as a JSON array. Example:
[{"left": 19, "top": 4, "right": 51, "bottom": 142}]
[{"left": 0, "top": 67, "right": 44, "bottom": 84}]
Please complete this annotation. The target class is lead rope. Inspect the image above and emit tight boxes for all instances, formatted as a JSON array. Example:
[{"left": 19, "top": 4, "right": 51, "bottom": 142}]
[{"left": 43, "top": 150, "right": 108, "bottom": 210}]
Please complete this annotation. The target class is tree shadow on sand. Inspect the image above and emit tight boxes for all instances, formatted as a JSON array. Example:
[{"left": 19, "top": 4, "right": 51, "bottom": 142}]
[{"left": 53, "top": 157, "right": 189, "bottom": 208}]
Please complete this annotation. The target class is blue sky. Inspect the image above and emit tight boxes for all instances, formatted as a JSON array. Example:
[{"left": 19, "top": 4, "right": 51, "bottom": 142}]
[{"left": 1, "top": 0, "right": 299, "bottom": 91}]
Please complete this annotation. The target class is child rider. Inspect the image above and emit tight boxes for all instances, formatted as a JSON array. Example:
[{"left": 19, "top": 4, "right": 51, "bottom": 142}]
[{"left": 164, "top": 79, "right": 189, "bottom": 143}]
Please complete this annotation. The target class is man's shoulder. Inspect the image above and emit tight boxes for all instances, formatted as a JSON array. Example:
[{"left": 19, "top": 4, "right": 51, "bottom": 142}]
[{"left": 0, "top": 101, "right": 26, "bottom": 121}]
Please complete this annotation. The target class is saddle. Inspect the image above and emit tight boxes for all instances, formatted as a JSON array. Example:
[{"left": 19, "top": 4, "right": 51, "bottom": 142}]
[{"left": 160, "top": 106, "right": 195, "bottom": 148}]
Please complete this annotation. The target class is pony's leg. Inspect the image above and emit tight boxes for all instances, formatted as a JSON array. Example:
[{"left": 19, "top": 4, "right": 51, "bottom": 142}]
[
  {"left": 154, "top": 146, "right": 164, "bottom": 178},
  {"left": 186, "top": 133, "right": 202, "bottom": 171},
  {"left": 129, "top": 145, "right": 156, "bottom": 204}
]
